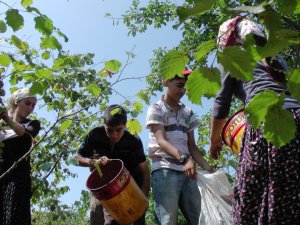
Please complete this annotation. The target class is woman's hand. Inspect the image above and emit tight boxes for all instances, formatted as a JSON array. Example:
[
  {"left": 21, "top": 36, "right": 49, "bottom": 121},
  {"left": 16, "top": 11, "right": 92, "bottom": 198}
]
[
  {"left": 0, "top": 106, "right": 9, "bottom": 121},
  {"left": 210, "top": 136, "right": 223, "bottom": 160}
]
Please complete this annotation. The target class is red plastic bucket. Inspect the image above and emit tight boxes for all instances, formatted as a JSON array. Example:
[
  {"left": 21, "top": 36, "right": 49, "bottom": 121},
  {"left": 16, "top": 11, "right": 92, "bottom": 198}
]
[
  {"left": 222, "top": 109, "right": 246, "bottom": 155},
  {"left": 86, "top": 159, "right": 148, "bottom": 225}
]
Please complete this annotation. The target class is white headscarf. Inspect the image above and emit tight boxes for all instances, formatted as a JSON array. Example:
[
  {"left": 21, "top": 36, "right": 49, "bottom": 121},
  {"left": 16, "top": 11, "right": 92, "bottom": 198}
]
[
  {"left": 217, "top": 16, "right": 265, "bottom": 50},
  {"left": 12, "top": 88, "right": 36, "bottom": 104}
]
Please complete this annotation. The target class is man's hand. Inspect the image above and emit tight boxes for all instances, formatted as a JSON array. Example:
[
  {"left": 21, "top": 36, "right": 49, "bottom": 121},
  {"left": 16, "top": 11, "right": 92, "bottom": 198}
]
[
  {"left": 209, "top": 136, "right": 223, "bottom": 160},
  {"left": 92, "top": 156, "right": 110, "bottom": 167},
  {"left": 183, "top": 158, "right": 197, "bottom": 180}
]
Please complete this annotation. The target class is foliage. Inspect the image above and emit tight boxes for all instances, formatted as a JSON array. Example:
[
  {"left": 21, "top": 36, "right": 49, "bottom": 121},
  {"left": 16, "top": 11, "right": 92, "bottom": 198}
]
[
  {"left": 121, "top": 0, "right": 300, "bottom": 149},
  {"left": 32, "top": 190, "right": 89, "bottom": 225},
  {"left": 0, "top": 0, "right": 299, "bottom": 223},
  {"left": 0, "top": 0, "right": 146, "bottom": 222}
]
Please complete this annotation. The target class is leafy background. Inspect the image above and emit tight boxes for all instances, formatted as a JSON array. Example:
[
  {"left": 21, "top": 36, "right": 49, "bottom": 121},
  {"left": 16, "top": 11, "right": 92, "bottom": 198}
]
[{"left": 0, "top": 0, "right": 299, "bottom": 224}]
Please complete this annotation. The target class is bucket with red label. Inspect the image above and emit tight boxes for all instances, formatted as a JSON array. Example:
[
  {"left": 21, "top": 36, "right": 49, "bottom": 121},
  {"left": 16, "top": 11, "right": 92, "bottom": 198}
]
[
  {"left": 222, "top": 109, "right": 246, "bottom": 155},
  {"left": 86, "top": 159, "right": 148, "bottom": 225}
]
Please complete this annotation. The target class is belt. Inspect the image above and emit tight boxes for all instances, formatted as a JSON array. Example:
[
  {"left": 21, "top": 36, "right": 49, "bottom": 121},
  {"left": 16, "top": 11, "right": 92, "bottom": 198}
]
[{"left": 152, "top": 155, "right": 185, "bottom": 166}]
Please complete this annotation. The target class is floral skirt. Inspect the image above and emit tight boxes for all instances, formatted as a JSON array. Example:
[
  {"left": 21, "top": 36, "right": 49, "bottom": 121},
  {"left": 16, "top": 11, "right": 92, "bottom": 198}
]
[{"left": 233, "top": 109, "right": 300, "bottom": 225}]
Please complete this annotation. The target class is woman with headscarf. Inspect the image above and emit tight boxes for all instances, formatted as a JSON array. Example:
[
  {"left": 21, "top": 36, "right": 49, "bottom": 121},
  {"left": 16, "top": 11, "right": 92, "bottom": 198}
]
[
  {"left": 209, "top": 16, "right": 300, "bottom": 224},
  {"left": 0, "top": 88, "right": 41, "bottom": 225}
]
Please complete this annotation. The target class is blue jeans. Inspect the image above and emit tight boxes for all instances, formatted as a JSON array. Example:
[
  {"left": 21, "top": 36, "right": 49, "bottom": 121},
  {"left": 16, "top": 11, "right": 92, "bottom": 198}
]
[{"left": 152, "top": 169, "right": 201, "bottom": 225}]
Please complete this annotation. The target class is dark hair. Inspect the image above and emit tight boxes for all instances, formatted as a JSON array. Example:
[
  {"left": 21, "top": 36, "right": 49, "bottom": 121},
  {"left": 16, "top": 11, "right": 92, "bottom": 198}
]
[
  {"left": 169, "top": 74, "right": 188, "bottom": 81},
  {"left": 168, "top": 68, "right": 191, "bottom": 81},
  {"left": 103, "top": 104, "right": 127, "bottom": 126}
]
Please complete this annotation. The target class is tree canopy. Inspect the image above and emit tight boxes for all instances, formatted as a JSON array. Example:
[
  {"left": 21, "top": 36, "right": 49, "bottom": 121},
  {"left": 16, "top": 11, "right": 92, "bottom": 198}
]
[{"left": 0, "top": 0, "right": 299, "bottom": 224}]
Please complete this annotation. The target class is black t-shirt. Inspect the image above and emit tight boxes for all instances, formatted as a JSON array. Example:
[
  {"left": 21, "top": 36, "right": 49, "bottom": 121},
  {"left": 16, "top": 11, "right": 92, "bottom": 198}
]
[
  {"left": 77, "top": 126, "right": 146, "bottom": 185},
  {"left": 0, "top": 119, "right": 41, "bottom": 175}
]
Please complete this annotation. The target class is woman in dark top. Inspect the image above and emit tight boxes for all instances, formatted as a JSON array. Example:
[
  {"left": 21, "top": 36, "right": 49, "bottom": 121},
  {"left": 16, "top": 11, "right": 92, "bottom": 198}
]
[
  {"left": 209, "top": 16, "right": 300, "bottom": 224},
  {"left": 0, "top": 88, "right": 41, "bottom": 225}
]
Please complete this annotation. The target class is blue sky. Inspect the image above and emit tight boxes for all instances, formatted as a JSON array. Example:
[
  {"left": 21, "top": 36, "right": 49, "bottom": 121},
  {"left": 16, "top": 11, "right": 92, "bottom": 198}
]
[{"left": 4, "top": 0, "right": 213, "bottom": 205}]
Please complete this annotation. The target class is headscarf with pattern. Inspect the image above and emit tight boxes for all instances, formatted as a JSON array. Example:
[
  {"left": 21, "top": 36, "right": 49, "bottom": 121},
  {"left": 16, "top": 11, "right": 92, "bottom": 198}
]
[{"left": 217, "top": 16, "right": 265, "bottom": 50}]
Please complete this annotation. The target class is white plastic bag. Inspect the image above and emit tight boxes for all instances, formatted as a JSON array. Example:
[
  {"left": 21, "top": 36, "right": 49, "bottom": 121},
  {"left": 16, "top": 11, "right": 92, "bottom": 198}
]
[{"left": 197, "top": 170, "right": 234, "bottom": 225}]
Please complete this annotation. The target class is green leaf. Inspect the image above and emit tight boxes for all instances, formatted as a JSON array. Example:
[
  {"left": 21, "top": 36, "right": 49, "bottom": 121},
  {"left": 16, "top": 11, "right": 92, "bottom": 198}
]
[
  {"left": 40, "top": 162, "right": 54, "bottom": 172},
  {"left": 245, "top": 90, "right": 281, "bottom": 129},
  {"left": 126, "top": 119, "right": 142, "bottom": 135},
  {"left": 68, "top": 157, "right": 79, "bottom": 166},
  {"left": 257, "top": 38, "right": 289, "bottom": 58},
  {"left": 196, "top": 40, "right": 215, "bottom": 62},
  {"left": 229, "top": 5, "right": 266, "bottom": 14},
  {"left": 40, "top": 36, "right": 62, "bottom": 51},
  {"left": 60, "top": 120, "right": 73, "bottom": 132},
  {"left": 86, "top": 83, "right": 101, "bottom": 96},
  {"left": 217, "top": 46, "right": 256, "bottom": 81},
  {"left": 276, "top": 0, "right": 300, "bottom": 14},
  {"left": 186, "top": 67, "right": 221, "bottom": 105},
  {"left": 132, "top": 101, "right": 143, "bottom": 114},
  {"left": 97, "top": 69, "right": 109, "bottom": 78},
  {"left": 275, "top": 29, "right": 300, "bottom": 45},
  {"left": 159, "top": 50, "right": 188, "bottom": 81},
  {"left": 26, "top": 6, "right": 42, "bottom": 15},
  {"left": 104, "top": 60, "right": 122, "bottom": 73},
  {"left": 0, "top": 53, "right": 11, "bottom": 66},
  {"left": 30, "top": 82, "right": 44, "bottom": 95},
  {"left": 23, "top": 73, "right": 36, "bottom": 82},
  {"left": 12, "top": 60, "right": 27, "bottom": 71},
  {"left": 10, "top": 35, "right": 28, "bottom": 51},
  {"left": 5, "top": 9, "right": 24, "bottom": 32},
  {"left": 287, "top": 68, "right": 300, "bottom": 103},
  {"left": 258, "top": 9, "right": 281, "bottom": 40},
  {"left": 57, "top": 29, "right": 69, "bottom": 42},
  {"left": 137, "top": 90, "right": 150, "bottom": 105},
  {"left": 0, "top": 20, "right": 7, "bottom": 33},
  {"left": 36, "top": 69, "right": 52, "bottom": 79},
  {"left": 34, "top": 16, "right": 54, "bottom": 36},
  {"left": 177, "top": 0, "right": 214, "bottom": 24},
  {"left": 242, "top": 34, "right": 264, "bottom": 61},
  {"left": 264, "top": 106, "right": 296, "bottom": 148},
  {"left": 111, "top": 108, "right": 122, "bottom": 116},
  {"left": 41, "top": 51, "right": 51, "bottom": 60},
  {"left": 228, "top": 159, "right": 237, "bottom": 170},
  {"left": 217, "top": 0, "right": 227, "bottom": 8},
  {"left": 21, "top": 0, "right": 33, "bottom": 7}
]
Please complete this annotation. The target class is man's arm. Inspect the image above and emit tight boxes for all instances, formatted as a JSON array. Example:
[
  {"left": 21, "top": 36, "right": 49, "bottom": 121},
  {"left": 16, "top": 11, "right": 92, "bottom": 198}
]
[
  {"left": 76, "top": 154, "right": 110, "bottom": 169},
  {"left": 150, "top": 124, "right": 197, "bottom": 179},
  {"left": 149, "top": 124, "right": 182, "bottom": 160},
  {"left": 188, "top": 130, "right": 214, "bottom": 173},
  {"left": 137, "top": 161, "right": 150, "bottom": 197}
]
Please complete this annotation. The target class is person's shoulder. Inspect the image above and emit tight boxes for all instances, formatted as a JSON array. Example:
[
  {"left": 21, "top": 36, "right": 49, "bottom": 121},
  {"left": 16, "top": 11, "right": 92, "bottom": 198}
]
[
  {"left": 148, "top": 99, "right": 163, "bottom": 111},
  {"left": 181, "top": 103, "right": 192, "bottom": 112},
  {"left": 123, "top": 130, "right": 141, "bottom": 142},
  {"left": 89, "top": 125, "right": 105, "bottom": 135},
  {"left": 181, "top": 104, "right": 196, "bottom": 117},
  {"left": 24, "top": 119, "right": 41, "bottom": 128}
]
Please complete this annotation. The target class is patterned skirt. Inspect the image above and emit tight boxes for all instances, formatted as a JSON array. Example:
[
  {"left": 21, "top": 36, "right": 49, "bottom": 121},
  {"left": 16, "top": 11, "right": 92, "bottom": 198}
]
[
  {"left": 0, "top": 167, "right": 32, "bottom": 225},
  {"left": 233, "top": 109, "right": 300, "bottom": 225}
]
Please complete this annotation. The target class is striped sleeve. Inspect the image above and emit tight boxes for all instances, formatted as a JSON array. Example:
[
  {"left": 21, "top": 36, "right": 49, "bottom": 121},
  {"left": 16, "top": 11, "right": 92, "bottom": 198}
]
[
  {"left": 146, "top": 103, "right": 164, "bottom": 128},
  {"left": 188, "top": 110, "right": 199, "bottom": 132}
]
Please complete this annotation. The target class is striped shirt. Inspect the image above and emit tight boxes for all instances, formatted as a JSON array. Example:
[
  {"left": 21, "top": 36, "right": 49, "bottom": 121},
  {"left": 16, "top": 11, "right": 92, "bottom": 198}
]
[{"left": 145, "top": 96, "right": 199, "bottom": 171}]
